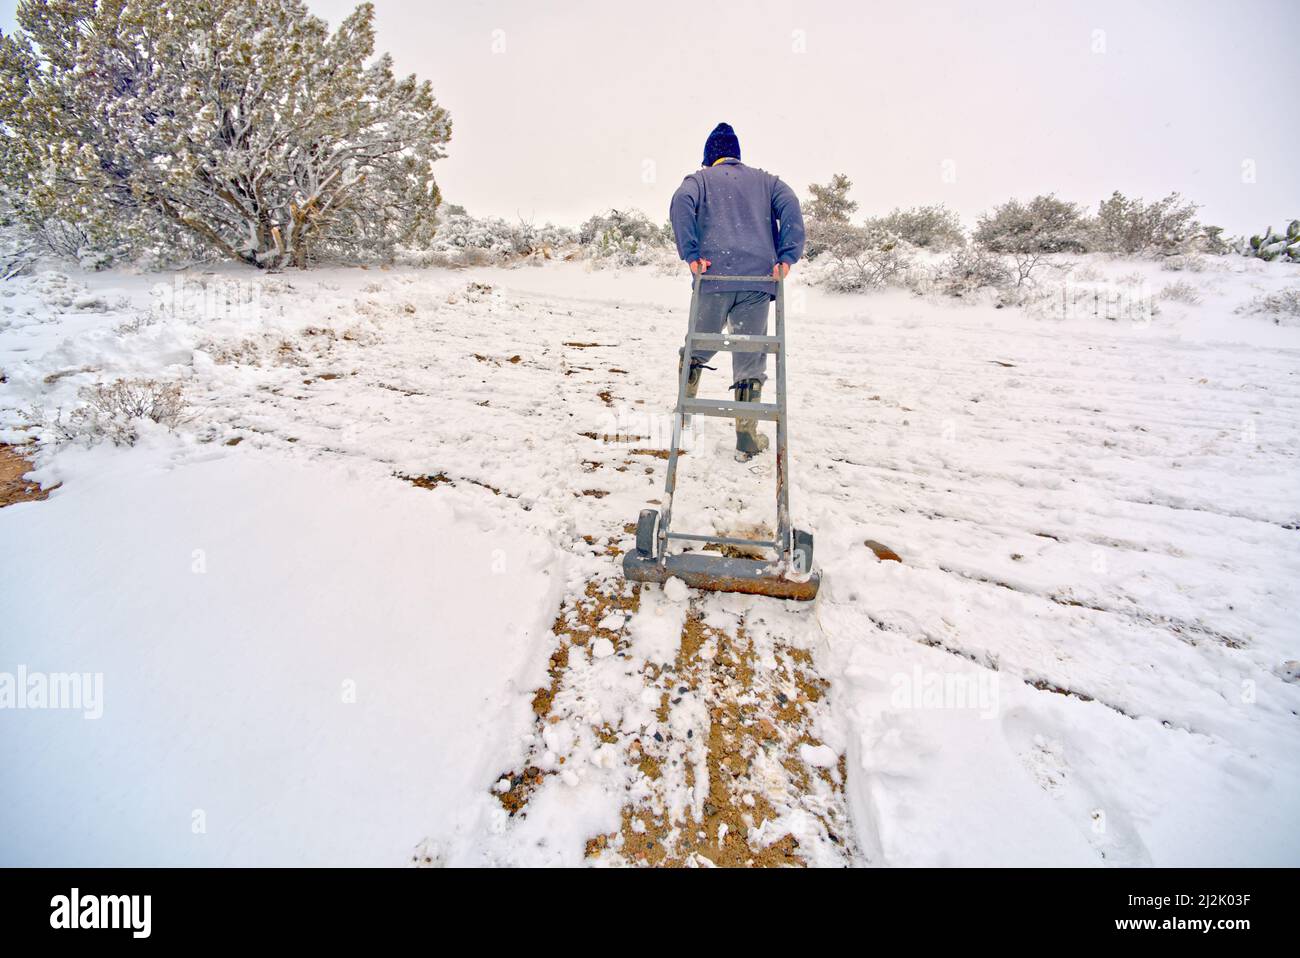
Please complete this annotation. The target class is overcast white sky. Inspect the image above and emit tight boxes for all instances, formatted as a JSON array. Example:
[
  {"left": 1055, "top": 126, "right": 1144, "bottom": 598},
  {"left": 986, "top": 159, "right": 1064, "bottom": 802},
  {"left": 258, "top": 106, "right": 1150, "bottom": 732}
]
[{"left": 4, "top": 0, "right": 1296, "bottom": 234}]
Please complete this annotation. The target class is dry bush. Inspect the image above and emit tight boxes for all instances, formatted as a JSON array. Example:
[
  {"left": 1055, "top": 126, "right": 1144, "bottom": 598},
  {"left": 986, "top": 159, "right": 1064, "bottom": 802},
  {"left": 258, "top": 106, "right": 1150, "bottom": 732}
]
[
  {"left": 1067, "top": 263, "right": 1105, "bottom": 282},
  {"left": 816, "top": 230, "right": 917, "bottom": 292},
  {"left": 934, "top": 246, "right": 1012, "bottom": 297},
  {"left": 1161, "top": 254, "right": 1207, "bottom": 272},
  {"left": 37, "top": 378, "right": 187, "bottom": 446},
  {"left": 1159, "top": 280, "right": 1202, "bottom": 305},
  {"left": 1237, "top": 287, "right": 1300, "bottom": 323}
]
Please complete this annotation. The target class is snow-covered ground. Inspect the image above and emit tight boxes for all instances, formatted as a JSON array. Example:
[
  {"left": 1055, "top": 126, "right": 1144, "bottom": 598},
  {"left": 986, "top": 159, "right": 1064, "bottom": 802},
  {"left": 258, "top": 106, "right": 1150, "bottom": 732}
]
[{"left": 2, "top": 253, "right": 1298, "bottom": 866}]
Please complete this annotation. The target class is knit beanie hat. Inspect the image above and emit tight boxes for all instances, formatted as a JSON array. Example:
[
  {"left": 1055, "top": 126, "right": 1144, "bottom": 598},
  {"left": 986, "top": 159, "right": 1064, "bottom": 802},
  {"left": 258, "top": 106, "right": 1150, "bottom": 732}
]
[{"left": 703, "top": 122, "right": 741, "bottom": 167}]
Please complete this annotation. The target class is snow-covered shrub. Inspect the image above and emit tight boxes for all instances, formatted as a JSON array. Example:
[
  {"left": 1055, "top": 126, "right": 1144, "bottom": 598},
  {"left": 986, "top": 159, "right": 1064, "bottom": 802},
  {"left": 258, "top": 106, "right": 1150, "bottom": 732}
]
[
  {"left": 1091, "top": 192, "right": 1222, "bottom": 256},
  {"left": 1009, "top": 250, "right": 1050, "bottom": 289},
  {"left": 1237, "top": 287, "right": 1300, "bottom": 324},
  {"left": 811, "top": 227, "right": 917, "bottom": 292},
  {"left": 579, "top": 209, "right": 671, "bottom": 266},
  {"left": 510, "top": 219, "right": 577, "bottom": 258},
  {"left": 971, "top": 198, "right": 1084, "bottom": 290},
  {"left": 0, "top": 2, "right": 451, "bottom": 269},
  {"left": 1067, "top": 263, "right": 1105, "bottom": 282},
  {"left": 974, "top": 195, "right": 1090, "bottom": 254},
  {"left": 804, "top": 218, "right": 859, "bottom": 261},
  {"left": 1022, "top": 276, "right": 1158, "bottom": 324},
  {"left": 418, "top": 211, "right": 574, "bottom": 266},
  {"left": 868, "top": 205, "right": 965, "bottom": 250},
  {"left": 0, "top": 212, "right": 35, "bottom": 279},
  {"left": 1241, "top": 221, "right": 1300, "bottom": 263},
  {"left": 934, "top": 246, "right": 1012, "bottom": 297},
  {"left": 1159, "top": 280, "right": 1202, "bottom": 305},
  {"left": 1161, "top": 253, "right": 1207, "bottom": 272},
  {"left": 36, "top": 379, "right": 187, "bottom": 446},
  {"left": 18, "top": 217, "right": 112, "bottom": 266}
]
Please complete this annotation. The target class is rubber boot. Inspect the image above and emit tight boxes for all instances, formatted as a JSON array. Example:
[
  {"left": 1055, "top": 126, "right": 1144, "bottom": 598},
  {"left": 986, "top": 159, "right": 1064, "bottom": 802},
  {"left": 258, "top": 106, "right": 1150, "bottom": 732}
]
[
  {"left": 733, "top": 378, "right": 770, "bottom": 462},
  {"left": 678, "top": 348, "right": 708, "bottom": 426}
]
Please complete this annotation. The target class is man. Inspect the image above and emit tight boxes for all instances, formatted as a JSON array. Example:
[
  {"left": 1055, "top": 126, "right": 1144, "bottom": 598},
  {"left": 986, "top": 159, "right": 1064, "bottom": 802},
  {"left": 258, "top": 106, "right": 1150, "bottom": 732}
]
[{"left": 669, "top": 122, "right": 806, "bottom": 462}]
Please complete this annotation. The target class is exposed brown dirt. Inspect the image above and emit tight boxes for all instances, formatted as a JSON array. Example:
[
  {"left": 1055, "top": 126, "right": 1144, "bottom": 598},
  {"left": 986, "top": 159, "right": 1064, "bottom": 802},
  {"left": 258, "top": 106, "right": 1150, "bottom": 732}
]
[
  {"left": 399, "top": 471, "right": 506, "bottom": 497},
  {"left": 629, "top": 448, "right": 682, "bottom": 460},
  {"left": 587, "top": 607, "right": 852, "bottom": 867},
  {"left": 402, "top": 471, "right": 453, "bottom": 490},
  {"left": 579, "top": 431, "right": 648, "bottom": 443},
  {"left": 0, "top": 444, "right": 53, "bottom": 508},
  {"left": 493, "top": 579, "right": 643, "bottom": 818},
  {"left": 580, "top": 533, "right": 622, "bottom": 557},
  {"left": 484, "top": 566, "right": 850, "bottom": 865}
]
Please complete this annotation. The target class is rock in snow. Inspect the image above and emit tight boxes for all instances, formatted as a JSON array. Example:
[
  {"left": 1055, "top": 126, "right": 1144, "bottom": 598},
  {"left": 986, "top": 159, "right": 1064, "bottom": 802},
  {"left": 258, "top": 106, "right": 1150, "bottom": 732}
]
[{"left": 596, "top": 612, "right": 626, "bottom": 631}]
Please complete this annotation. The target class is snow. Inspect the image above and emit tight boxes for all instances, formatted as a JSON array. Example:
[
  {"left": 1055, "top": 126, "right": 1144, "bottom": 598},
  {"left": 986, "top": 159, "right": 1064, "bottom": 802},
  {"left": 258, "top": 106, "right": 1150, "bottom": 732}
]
[
  {"left": 2, "top": 252, "right": 1299, "bottom": 866},
  {"left": 625, "top": 586, "right": 686, "bottom": 667},
  {"left": 0, "top": 439, "right": 561, "bottom": 866},
  {"left": 663, "top": 576, "right": 690, "bottom": 603},
  {"left": 800, "top": 743, "right": 838, "bottom": 768}
]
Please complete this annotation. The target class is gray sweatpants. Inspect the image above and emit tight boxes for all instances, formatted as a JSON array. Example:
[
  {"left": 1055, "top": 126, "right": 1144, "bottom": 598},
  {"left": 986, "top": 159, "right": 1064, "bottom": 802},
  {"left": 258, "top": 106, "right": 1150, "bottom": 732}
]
[{"left": 689, "top": 290, "right": 771, "bottom": 388}]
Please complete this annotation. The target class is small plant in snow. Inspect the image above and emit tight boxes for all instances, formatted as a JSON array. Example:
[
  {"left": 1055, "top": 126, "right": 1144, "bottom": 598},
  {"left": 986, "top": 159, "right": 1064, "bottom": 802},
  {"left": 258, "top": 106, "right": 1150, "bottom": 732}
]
[
  {"left": 1237, "top": 287, "right": 1300, "bottom": 324},
  {"left": 36, "top": 379, "right": 187, "bottom": 446},
  {"left": 114, "top": 313, "right": 160, "bottom": 335},
  {"left": 1158, "top": 280, "right": 1202, "bottom": 305},
  {"left": 1161, "top": 253, "right": 1207, "bottom": 272},
  {"left": 1066, "top": 263, "right": 1105, "bottom": 282}
]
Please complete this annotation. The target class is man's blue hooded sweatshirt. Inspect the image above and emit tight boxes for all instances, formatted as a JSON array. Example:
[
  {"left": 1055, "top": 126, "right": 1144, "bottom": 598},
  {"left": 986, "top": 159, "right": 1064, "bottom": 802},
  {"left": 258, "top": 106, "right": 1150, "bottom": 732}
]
[{"left": 669, "top": 129, "right": 805, "bottom": 297}]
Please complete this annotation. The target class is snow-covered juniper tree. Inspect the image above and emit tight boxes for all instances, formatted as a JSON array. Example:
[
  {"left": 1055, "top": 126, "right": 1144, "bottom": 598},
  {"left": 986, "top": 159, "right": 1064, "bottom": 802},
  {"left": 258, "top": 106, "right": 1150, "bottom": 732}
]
[
  {"left": 803, "top": 174, "right": 859, "bottom": 260},
  {"left": 805, "top": 174, "right": 857, "bottom": 224},
  {"left": 0, "top": 0, "right": 451, "bottom": 268}
]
